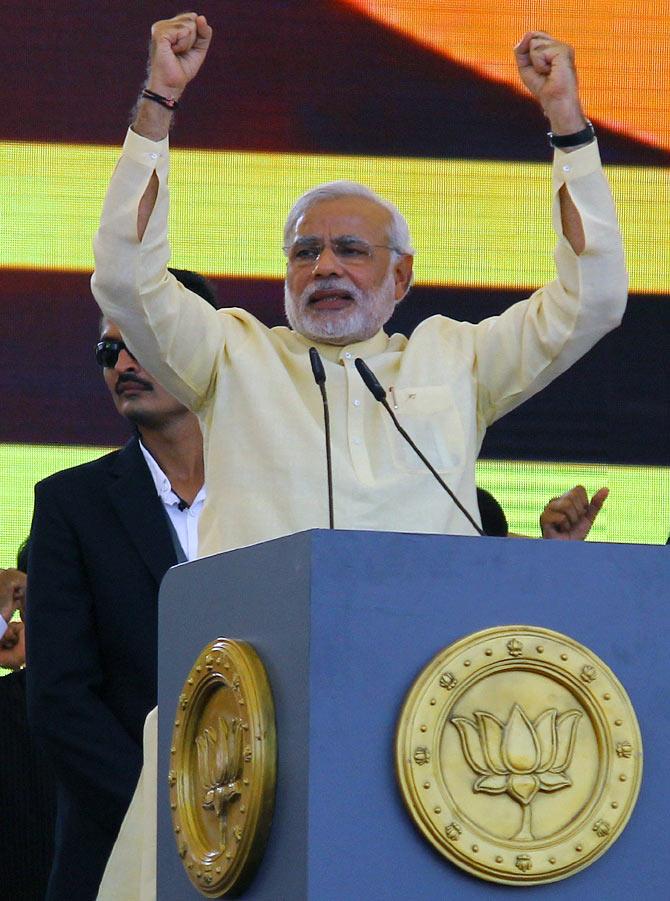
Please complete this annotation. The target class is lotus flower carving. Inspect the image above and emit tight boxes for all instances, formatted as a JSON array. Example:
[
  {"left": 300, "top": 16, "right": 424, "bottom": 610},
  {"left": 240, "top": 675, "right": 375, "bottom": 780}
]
[
  {"left": 451, "top": 703, "right": 582, "bottom": 839},
  {"left": 196, "top": 715, "right": 244, "bottom": 847}
]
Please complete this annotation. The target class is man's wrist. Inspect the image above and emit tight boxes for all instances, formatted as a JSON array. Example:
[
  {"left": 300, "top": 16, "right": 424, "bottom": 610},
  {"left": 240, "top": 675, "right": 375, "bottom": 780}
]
[
  {"left": 141, "top": 88, "right": 180, "bottom": 111},
  {"left": 145, "top": 77, "right": 184, "bottom": 100},
  {"left": 130, "top": 76, "right": 184, "bottom": 142},
  {"left": 543, "top": 97, "right": 587, "bottom": 134},
  {"left": 548, "top": 119, "right": 595, "bottom": 149},
  {"left": 132, "top": 99, "right": 174, "bottom": 142}
]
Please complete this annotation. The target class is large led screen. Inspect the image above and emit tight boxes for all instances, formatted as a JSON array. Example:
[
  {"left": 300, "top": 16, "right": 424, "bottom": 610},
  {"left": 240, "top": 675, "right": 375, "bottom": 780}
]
[{"left": 1, "top": 0, "right": 668, "bottom": 570}]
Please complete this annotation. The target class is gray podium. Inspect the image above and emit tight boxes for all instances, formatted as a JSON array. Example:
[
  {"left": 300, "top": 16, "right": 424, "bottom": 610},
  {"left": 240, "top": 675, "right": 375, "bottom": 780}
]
[{"left": 157, "top": 530, "right": 668, "bottom": 899}]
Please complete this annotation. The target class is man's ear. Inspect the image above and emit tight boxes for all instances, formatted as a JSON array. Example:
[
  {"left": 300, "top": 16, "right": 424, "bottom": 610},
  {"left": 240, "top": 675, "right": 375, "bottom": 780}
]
[{"left": 393, "top": 254, "right": 414, "bottom": 302}]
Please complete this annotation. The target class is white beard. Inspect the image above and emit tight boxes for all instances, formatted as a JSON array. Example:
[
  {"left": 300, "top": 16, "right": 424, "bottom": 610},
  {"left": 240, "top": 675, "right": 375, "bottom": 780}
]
[{"left": 284, "top": 269, "right": 397, "bottom": 345}]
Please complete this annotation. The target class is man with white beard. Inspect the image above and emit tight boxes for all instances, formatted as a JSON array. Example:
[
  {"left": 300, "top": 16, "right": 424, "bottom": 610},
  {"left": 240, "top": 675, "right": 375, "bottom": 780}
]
[
  {"left": 90, "top": 14, "right": 628, "bottom": 897},
  {"left": 92, "top": 12, "right": 627, "bottom": 558}
]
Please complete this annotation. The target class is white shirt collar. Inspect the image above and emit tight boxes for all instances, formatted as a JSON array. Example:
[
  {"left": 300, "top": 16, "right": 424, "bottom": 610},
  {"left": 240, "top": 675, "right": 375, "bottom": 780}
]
[{"left": 138, "top": 440, "right": 206, "bottom": 508}]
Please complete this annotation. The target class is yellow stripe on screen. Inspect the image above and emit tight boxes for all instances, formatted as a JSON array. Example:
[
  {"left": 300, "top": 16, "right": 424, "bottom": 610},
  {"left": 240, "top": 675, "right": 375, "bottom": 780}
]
[
  {"left": 475, "top": 459, "right": 669, "bottom": 546},
  {"left": 0, "top": 141, "right": 668, "bottom": 293},
  {"left": 1, "top": 443, "right": 667, "bottom": 570},
  {"left": 0, "top": 443, "right": 114, "bottom": 567}
]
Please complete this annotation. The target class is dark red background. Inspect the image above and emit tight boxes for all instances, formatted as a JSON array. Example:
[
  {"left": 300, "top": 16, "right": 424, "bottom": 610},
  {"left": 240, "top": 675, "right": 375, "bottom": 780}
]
[{"left": 2, "top": 1, "right": 667, "bottom": 463}]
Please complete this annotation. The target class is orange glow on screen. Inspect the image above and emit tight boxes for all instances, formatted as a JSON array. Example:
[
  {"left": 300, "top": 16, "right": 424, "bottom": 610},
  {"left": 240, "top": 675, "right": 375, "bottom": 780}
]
[{"left": 343, "top": 0, "right": 669, "bottom": 151}]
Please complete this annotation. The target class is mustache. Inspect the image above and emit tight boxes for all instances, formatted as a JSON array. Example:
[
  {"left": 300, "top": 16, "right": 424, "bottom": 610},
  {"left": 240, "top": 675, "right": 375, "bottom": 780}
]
[
  {"left": 299, "top": 277, "right": 362, "bottom": 304},
  {"left": 115, "top": 372, "right": 153, "bottom": 394}
]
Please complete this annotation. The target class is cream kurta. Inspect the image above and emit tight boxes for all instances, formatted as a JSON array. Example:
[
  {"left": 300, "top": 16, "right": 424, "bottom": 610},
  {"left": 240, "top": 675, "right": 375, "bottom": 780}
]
[
  {"left": 93, "top": 132, "right": 626, "bottom": 901},
  {"left": 92, "top": 131, "right": 627, "bottom": 558}
]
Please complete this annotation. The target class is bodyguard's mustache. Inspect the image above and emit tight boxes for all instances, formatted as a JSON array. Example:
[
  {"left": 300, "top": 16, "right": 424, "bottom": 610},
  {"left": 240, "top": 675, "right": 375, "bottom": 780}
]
[{"left": 115, "top": 372, "right": 153, "bottom": 393}]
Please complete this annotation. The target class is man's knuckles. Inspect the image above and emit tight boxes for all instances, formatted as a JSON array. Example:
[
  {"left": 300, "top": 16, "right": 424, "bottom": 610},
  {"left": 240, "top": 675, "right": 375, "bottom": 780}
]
[{"left": 152, "top": 16, "right": 197, "bottom": 43}]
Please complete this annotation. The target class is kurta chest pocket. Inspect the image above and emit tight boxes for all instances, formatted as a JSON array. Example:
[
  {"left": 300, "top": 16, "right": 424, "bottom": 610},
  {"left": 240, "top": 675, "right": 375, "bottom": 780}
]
[{"left": 383, "top": 385, "right": 466, "bottom": 474}]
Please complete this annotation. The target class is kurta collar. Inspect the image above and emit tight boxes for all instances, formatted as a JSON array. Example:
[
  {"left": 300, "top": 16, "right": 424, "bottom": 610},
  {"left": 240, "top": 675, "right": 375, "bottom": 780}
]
[{"left": 292, "top": 329, "right": 390, "bottom": 363}]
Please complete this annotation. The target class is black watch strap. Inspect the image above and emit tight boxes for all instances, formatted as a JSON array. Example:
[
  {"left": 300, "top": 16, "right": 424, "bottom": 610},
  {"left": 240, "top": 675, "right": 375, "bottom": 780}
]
[{"left": 548, "top": 120, "right": 595, "bottom": 148}]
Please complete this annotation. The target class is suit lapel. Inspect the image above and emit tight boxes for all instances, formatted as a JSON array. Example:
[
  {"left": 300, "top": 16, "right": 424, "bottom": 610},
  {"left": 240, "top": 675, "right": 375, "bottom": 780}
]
[{"left": 106, "top": 437, "right": 177, "bottom": 585}]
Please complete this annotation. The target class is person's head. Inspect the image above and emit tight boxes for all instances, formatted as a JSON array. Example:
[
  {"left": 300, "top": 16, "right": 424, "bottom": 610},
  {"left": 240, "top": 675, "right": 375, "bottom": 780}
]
[
  {"left": 96, "top": 269, "right": 218, "bottom": 430},
  {"left": 283, "top": 181, "right": 414, "bottom": 345}
]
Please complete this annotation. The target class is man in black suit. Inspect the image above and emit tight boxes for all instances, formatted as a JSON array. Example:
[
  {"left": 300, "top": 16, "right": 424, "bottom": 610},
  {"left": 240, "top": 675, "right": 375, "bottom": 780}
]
[
  {"left": 0, "top": 541, "right": 56, "bottom": 901},
  {"left": 26, "top": 271, "right": 215, "bottom": 901}
]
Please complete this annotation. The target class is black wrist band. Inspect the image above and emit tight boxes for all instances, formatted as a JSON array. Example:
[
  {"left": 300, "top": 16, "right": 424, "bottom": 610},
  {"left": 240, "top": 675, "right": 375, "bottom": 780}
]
[
  {"left": 547, "top": 119, "right": 595, "bottom": 148},
  {"left": 141, "top": 89, "right": 180, "bottom": 111}
]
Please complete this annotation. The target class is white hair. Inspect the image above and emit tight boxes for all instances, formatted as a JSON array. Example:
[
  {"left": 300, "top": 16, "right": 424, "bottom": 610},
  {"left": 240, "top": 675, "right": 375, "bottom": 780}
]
[{"left": 283, "top": 180, "right": 415, "bottom": 257}]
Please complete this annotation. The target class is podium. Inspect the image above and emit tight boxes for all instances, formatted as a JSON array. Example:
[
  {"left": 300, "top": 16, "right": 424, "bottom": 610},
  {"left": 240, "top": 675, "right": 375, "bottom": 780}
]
[{"left": 157, "top": 531, "right": 668, "bottom": 899}]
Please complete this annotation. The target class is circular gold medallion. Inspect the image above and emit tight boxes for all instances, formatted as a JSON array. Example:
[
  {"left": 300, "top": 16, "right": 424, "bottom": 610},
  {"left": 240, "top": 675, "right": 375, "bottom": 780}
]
[
  {"left": 396, "top": 626, "right": 642, "bottom": 885},
  {"left": 169, "top": 639, "right": 276, "bottom": 897}
]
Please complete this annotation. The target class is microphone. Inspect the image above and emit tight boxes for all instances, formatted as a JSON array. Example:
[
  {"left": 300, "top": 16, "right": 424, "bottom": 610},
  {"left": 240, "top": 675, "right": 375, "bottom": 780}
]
[
  {"left": 354, "top": 358, "right": 386, "bottom": 401},
  {"left": 309, "top": 345, "right": 326, "bottom": 385},
  {"left": 309, "top": 347, "right": 335, "bottom": 529},
  {"left": 354, "top": 358, "right": 484, "bottom": 536}
]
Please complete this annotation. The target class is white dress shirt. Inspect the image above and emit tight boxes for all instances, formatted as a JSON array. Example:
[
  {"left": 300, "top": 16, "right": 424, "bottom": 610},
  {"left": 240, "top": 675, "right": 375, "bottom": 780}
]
[{"left": 138, "top": 442, "right": 205, "bottom": 561}]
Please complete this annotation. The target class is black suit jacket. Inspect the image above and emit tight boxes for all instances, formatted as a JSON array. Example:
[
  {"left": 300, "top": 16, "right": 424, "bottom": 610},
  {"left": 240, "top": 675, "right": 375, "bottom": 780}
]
[
  {"left": 26, "top": 437, "right": 177, "bottom": 901},
  {"left": 0, "top": 669, "right": 56, "bottom": 901}
]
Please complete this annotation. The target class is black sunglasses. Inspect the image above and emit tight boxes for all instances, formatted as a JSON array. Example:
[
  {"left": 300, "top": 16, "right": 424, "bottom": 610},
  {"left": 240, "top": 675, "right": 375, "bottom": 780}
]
[{"left": 95, "top": 339, "right": 136, "bottom": 368}]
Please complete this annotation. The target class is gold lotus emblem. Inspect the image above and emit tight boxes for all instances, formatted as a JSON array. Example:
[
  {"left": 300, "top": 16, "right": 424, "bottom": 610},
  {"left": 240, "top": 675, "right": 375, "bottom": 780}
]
[
  {"left": 395, "top": 626, "right": 643, "bottom": 885},
  {"left": 452, "top": 703, "right": 581, "bottom": 840},
  {"left": 196, "top": 715, "right": 243, "bottom": 847},
  {"left": 170, "top": 639, "right": 276, "bottom": 897}
]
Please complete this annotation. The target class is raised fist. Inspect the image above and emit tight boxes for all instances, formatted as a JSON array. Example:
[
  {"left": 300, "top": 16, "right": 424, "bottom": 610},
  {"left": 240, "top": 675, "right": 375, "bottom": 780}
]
[
  {"left": 514, "top": 32, "right": 586, "bottom": 134},
  {"left": 147, "top": 12, "right": 213, "bottom": 99}
]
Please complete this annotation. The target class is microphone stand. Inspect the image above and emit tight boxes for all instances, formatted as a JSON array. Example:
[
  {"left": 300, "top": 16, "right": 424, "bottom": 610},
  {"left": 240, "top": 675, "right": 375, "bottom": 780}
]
[
  {"left": 354, "top": 357, "right": 484, "bottom": 536},
  {"left": 309, "top": 347, "right": 335, "bottom": 529}
]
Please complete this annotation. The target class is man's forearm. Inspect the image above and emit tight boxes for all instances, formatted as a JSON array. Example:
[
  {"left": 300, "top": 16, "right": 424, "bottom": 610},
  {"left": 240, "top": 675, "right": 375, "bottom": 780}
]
[
  {"left": 132, "top": 96, "right": 174, "bottom": 143},
  {"left": 545, "top": 84, "right": 590, "bottom": 255},
  {"left": 129, "top": 11, "right": 212, "bottom": 237},
  {"left": 557, "top": 184, "right": 585, "bottom": 255},
  {"left": 514, "top": 32, "right": 595, "bottom": 256},
  {"left": 132, "top": 99, "right": 169, "bottom": 240},
  {"left": 136, "top": 169, "right": 159, "bottom": 242}
]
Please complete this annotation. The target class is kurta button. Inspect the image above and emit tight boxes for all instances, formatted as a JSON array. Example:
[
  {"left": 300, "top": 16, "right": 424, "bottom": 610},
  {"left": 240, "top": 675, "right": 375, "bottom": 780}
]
[
  {"left": 344, "top": 352, "right": 352, "bottom": 359},
  {"left": 353, "top": 399, "right": 361, "bottom": 407}
]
